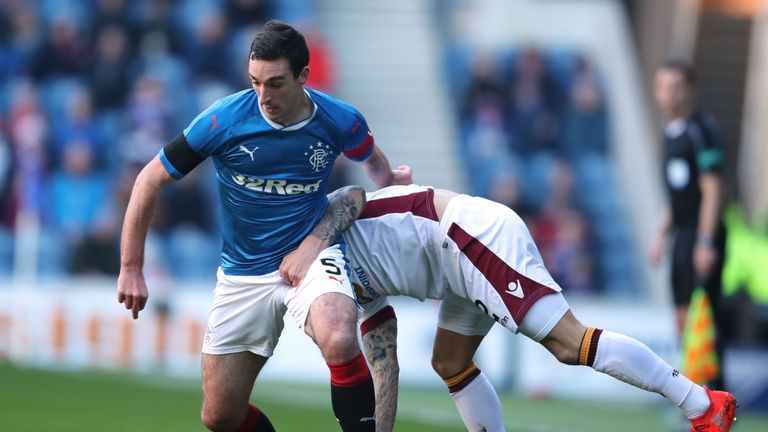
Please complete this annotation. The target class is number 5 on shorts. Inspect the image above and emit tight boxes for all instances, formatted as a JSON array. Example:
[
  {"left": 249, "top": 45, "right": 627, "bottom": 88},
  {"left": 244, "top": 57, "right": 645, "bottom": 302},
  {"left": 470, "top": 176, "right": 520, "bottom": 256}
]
[{"left": 321, "top": 258, "right": 341, "bottom": 275}]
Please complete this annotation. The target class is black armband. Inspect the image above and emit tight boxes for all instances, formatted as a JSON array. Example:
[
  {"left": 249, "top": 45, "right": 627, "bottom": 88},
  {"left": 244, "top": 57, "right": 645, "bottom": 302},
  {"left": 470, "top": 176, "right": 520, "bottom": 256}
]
[{"left": 162, "top": 133, "right": 204, "bottom": 177}]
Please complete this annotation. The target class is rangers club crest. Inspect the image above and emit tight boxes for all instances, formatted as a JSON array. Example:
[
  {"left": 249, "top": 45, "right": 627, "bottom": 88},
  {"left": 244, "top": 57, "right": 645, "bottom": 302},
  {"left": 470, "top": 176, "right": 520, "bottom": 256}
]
[{"left": 306, "top": 141, "right": 333, "bottom": 172}]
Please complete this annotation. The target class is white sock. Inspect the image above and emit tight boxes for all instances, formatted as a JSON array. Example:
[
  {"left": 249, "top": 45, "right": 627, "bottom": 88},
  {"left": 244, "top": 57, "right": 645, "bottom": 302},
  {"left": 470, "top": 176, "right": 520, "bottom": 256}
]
[
  {"left": 661, "top": 373, "right": 711, "bottom": 419},
  {"left": 446, "top": 366, "right": 505, "bottom": 432},
  {"left": 589, "top": 330, "right": 710, "bottom": 419}
]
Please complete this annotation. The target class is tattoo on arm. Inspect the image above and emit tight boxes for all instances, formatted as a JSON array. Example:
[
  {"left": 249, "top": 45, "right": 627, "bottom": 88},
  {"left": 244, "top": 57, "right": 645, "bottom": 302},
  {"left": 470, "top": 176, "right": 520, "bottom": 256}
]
[
  {"left": 362, "top": 317, "right": 398, "bottom": 432},
  {"left": 311, "top": 186, "right": 366, "bottom": 242}
]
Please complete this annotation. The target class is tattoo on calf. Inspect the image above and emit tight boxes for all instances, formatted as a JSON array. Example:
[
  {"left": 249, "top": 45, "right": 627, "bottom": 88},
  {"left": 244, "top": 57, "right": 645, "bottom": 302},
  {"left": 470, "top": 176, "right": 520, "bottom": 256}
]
[{"left": 362, "top": 318, "right": 398, "bottom": 432}]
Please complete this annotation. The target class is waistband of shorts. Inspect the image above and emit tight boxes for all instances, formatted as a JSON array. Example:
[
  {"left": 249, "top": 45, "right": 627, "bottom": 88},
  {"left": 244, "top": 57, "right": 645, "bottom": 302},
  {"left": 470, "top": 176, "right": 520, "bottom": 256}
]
[{"left": 217, "top": 266, "right": 282, "bottom": 284}]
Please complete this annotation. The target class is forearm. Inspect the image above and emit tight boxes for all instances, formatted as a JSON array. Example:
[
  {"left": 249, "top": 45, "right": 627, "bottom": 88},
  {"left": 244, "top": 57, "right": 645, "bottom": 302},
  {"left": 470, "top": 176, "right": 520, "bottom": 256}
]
[
  {"left": 314, "top": 186, "right": 366, "bottom": 243},
  {"left": 362, "top": 317, "right": 399, "bottom": 432},
  {"left": 697, "top": 175, "right": 722, "bottom": 240},
  {"left": 120, "top": 165, "right": 167, "bottom": 270},
  {"left": 361, "top": 145, "right": 394, "bottom": 189}
]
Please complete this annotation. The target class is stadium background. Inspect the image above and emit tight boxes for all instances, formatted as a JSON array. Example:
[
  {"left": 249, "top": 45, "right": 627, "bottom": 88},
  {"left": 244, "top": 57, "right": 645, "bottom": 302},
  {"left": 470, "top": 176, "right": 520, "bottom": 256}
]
[{"left": 1, "top": 0, "right": 767, "bottom": 430}]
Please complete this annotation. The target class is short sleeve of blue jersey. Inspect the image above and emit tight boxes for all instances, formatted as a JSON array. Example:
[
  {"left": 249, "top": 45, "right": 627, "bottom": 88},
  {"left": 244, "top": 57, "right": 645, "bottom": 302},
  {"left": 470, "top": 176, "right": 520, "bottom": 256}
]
[
  {"left": 182, "top": 100, "right": 230, "bottom": 158},
  {"left": 157, "top": 98, "right": 230, "bottom": 180},
  {"left": 341, "top": 110, "right": 375, "bottom": 162}
]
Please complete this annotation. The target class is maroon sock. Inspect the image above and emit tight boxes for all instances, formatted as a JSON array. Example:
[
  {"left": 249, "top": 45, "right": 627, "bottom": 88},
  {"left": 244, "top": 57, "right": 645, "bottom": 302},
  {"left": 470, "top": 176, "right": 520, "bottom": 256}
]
[{"left": 236, "top": 404, "right": 275, "bottom": 432}]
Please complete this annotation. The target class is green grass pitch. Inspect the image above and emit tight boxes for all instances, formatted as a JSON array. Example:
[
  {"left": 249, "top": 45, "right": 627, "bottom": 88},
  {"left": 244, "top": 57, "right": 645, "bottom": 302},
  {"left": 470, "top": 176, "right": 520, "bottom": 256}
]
[{"left": 1, "top": 363, "right": 767, "bottom": 431}]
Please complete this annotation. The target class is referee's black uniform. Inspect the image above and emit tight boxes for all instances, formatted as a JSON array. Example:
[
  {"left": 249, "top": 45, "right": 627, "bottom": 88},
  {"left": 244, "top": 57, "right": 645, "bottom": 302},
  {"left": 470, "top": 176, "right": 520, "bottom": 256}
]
[{"left": 663, "top": 111, "right": 726, "bottom": 388}]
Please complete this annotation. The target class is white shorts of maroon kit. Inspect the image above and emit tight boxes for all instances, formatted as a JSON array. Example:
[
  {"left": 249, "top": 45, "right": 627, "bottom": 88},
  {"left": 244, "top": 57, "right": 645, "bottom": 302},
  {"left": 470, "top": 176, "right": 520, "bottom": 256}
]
[{"left": 437, "top": 194, "right": 570, "bottom": 342}]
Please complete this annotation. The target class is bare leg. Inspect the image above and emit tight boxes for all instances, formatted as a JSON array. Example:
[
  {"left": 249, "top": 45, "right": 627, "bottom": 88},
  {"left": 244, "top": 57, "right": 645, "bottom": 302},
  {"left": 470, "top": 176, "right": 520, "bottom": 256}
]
[
  {"left": 200, "top": 352, "right": 267, "bottom": 431},
  {"left": 538, "top": 310, "right": 586, "bottom": 365},
  {"left": 432, "top": 327, "right": 504, "bottom": 432},
  {"left": 431, "top": 327, "right": 483, "bottom": 379},
  {"left": 305, "top": 292, "right": 360, "bottom": 362}
]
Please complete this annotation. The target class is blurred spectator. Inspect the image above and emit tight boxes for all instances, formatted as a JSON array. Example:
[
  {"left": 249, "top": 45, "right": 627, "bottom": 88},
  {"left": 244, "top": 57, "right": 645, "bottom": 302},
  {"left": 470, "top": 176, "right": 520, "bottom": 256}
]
[
  {"left": 561, "top": 56, "right": 608, "bottom": 156},
  {"left": 122, "top": 74, "right": 172, "bottom": 164},
  {"left": 133, "top": 0, "right": 181, "bottom": 55},
  {"left": 50, "top": 86, "right": 103, "bottom": 169},
  {"left": 532, "top": 161, "right": 592, "bottom": 294},
  {"left": 505, "top": 48, "right": 562, "bottom": 156},
  {"left": 461, "top": 53, "right": 505, "bottom": 119},
  {"left": 48, "top": 141, "right": 117, "bottom": 274},
  {"left": 29, "top": 16, "right": 91, "bottom": 80},
  {"left": 7, "top": 80, "right": 48, "bottom": 218},
  {"left": 225, "top": 0, "right": 273, "bottom": 31},
  {"left": 0, "top": 1, "right": 42, "bottom": 80},
  {"left": 188, "top": 9, "right": 231, "bottom": 81},
  {"left": 90, "top": 0, "right": 134, "bottom": 41},
  {"left": 89, "top": 25, "right": 133, "bottom": 110}
]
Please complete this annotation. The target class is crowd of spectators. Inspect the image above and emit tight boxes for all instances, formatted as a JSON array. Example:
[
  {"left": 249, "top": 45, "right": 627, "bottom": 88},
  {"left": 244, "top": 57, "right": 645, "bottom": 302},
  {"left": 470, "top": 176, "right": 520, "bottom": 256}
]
[
  {"left": 0, "top": 0, "right": 334, "bottom": 280},
  {"left": 447, "top": 45, "right": 641, "bottom": 296}
]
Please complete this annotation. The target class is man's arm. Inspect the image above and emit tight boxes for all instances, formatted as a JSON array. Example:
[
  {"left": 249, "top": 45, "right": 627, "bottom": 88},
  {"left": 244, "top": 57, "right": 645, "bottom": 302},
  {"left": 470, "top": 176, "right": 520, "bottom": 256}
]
[
  {"left": 360, "top": 145, "right": 412, "bottom": 188},
  {"left": 694, "top": 172, "right": 723, "bottom": 277},
  {"left": 361, "top": 314, "right": 399, "bottom": 432},
  {"left": 279, "top": 185, "right": 366, "bottom": 286},
  {"left": 117, "top": 156, "right": 175, "bottom": 319}
]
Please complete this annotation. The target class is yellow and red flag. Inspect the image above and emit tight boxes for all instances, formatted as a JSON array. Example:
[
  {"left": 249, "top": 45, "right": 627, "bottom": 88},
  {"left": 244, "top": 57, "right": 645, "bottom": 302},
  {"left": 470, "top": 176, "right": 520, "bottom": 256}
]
[{"left": 680, "top": 287, "right": 719, "bottom": 384}]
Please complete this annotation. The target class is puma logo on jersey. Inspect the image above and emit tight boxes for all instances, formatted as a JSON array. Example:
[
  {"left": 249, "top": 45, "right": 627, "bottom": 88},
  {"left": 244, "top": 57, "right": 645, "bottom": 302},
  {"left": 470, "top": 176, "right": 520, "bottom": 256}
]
[
  {"left": 239, "top": 145, "right": 259, "bottom": 161},
  {"left": 505, "top": 279, "right": 524, "bottom": 299},
  {"left": 210, "top": 114, "right": 221, "bottom": 131}
]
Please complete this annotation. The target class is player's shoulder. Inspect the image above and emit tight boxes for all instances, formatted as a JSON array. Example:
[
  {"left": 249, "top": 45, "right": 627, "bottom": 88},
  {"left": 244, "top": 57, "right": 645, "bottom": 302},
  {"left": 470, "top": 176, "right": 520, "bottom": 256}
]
[
  {"left": 189, "top": 89, "right": 258, "bottom": 132},
  {"left": 308, "top": 87, "right": 366, "bottom": 128}
]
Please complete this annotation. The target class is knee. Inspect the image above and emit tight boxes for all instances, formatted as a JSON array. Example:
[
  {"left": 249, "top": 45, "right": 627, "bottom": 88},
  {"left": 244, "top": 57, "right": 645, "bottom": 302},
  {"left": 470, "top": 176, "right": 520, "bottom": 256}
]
[
  {"left": 319, "top": 329, "right": 359, "bottom": 364},
  {"left": 201, "top": 408, "right": 240, "bottom": 432},
  {"left": 431, "top": 354, "right": 467, "bottom": 380}
]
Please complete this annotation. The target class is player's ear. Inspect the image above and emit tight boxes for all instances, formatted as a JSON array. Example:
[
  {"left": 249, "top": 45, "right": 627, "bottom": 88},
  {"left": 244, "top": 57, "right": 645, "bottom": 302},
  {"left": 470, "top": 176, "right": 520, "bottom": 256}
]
[{"left": 297, "top": 66, "right": 310, "bottom": 85}]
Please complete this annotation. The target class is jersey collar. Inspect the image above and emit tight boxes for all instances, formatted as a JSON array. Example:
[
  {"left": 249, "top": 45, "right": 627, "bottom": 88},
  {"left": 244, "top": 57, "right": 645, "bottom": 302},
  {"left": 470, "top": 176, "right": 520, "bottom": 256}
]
[{"left": 259, "top": 89, "right": 318, "bottom": 131}]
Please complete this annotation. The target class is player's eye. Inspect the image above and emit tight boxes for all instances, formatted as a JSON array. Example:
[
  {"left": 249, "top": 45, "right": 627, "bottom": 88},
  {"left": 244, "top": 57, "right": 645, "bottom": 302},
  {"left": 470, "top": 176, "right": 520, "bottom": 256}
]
[{"left": 270, "top": 83, "right": 282, "bottom": 89}]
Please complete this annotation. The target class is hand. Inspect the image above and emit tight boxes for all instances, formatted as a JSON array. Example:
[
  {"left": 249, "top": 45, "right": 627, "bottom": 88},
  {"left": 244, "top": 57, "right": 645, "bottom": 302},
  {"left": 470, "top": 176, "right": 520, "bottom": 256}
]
[
  {"left": 693, "top": 243, "right": 716, "bottom": 279},
  {"left": 648, "top": 232, "right": 667, "bottom": 267},
  {"left": 280, "top": 237, "right": 325, "bottom": 287},
  {"left": 391, "top": 165, "right": 412, "bottom": 186},
  {"left": 117, "top": 269, "right": 148, "bottom": 319}
]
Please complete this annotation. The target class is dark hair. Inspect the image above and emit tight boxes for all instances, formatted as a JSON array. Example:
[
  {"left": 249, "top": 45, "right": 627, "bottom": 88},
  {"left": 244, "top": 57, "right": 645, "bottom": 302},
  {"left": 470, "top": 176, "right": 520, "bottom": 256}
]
[
  {"left": 662, "top": 60, "right": 697, "bottom": 87},
  {"left": 249, "top": 20, "right": 309, "bottom": 78}
]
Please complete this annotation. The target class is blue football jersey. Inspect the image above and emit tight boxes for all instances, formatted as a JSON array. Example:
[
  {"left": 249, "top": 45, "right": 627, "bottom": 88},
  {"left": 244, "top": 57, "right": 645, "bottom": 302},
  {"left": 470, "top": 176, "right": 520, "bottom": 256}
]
[{"left": 158, "top": 88, "right": 375, "bottom": 275}]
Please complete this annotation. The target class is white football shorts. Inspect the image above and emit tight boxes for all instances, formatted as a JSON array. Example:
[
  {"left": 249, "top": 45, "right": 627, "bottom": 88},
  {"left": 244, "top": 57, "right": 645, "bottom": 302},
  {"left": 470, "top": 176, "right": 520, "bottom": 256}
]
[
  {"left": 202, "top": 244, "right": 355, "bottom": 357},
  {"left": 437, "top": 194, "right": 569, "bottom": 341}
]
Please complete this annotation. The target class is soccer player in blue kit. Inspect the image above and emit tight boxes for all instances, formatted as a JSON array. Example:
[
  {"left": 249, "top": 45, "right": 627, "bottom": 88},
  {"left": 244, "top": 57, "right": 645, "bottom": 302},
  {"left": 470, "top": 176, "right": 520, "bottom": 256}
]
[{"left": 116, "top": 21, "right": 410, "bottom": 432}]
